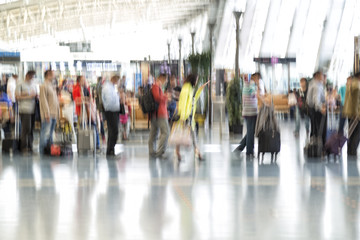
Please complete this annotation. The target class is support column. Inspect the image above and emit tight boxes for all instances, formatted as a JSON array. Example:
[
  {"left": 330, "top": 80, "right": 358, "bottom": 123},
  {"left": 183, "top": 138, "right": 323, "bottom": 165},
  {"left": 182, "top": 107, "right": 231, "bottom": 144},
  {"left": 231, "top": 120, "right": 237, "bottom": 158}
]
[
  {"left": 233, "top": 11, "right": 242, "bottom": 80},
  {"left": 178, "top": 38, "right": 182, "bottom": 85},
  {"left": 208, "top": 23, "right": 215, "bottom": 129},
  {"left": 167, "top": 42, "right": 171, "bottom": 85},
  {"left": 167, "top": 42, "right": 171, "bottom": 65},
  {"left": 287, "top": 63, "right": 291, "bottom": 93},
  {"left": 191, "top": 31, "right": 196, "bottom": 55},
  {"left": 355, "top": 36, "right": 359, "bottom": 73}
]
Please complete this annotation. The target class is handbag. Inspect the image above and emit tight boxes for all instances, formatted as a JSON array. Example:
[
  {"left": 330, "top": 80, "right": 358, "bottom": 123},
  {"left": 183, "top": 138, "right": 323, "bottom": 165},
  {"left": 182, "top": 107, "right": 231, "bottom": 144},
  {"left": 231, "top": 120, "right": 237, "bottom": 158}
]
[
  {"left": 50, "top": 144, "right": 61, "bottom": 156},
  {"left": 168, "top": 122, "right": 192, "bottom": 146}
]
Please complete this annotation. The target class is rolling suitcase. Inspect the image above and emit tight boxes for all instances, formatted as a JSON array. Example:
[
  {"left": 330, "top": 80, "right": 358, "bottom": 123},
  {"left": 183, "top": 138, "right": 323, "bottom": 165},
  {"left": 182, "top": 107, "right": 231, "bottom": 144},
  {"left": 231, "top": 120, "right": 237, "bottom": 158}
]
[
  {"left": 258, "top": 129, "right": 281, "bottom": 161},
  {"left": 326, "top": 104, "right": 337, "bottom": 141},
  {"left": 304, "top": 115, "right": 325, "bottom": 158},
  {"left": 324, "top": 133, "right": 347, "bottom": 156},
  {"left": 324, "top": 105, "right": 351, "bottom": 157},
  {"left": 257, "top": 106, "right": 281, "bottom": 161},
  {"left": 77, "top": 101, "right": 96, "bottom": 154},
  {"left": 324, "top": 105, "right": 345, "bottom": 156},
  {"left": 2, "top": 104, "right": 20, "bottom": 153}
]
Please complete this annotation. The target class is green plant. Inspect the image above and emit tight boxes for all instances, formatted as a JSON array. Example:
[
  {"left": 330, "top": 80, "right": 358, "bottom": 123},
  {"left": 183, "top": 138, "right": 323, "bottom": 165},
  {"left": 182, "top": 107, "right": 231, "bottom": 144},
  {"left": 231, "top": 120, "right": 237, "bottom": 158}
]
[
  {"left": 187, "top": 51, "right": 211, "bottom": 114},
  {"left": 226, "top": 77, "right": 242, "bottom": 126},
  {"left": 188, "top": 53, "right": 200, "bottom": 75}
]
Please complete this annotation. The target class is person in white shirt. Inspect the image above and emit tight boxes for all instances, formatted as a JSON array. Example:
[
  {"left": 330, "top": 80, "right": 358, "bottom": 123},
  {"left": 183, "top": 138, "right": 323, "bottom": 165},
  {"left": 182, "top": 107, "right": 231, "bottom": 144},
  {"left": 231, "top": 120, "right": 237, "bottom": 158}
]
[
  {"left": 102, "top": 75, "right": 122, "bottom": 156},
  {"left": 7, "top": 74, "right": 18, "bottom": 104},
  {"left": 15, "top": 71, "right": 37, "bottom": 153}
]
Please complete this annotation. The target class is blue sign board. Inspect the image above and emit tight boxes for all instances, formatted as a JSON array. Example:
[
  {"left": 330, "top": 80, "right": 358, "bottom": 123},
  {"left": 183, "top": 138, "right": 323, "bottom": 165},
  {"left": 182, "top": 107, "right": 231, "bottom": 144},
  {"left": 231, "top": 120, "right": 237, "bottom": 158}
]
[{"left": 0, "top": 51, "right": 20, "bottom": 61}]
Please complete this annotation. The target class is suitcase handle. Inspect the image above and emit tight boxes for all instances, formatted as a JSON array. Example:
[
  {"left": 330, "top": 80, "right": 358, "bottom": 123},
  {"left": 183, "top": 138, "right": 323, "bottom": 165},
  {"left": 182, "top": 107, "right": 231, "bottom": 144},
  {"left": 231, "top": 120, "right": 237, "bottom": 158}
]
[{"left": 14, "top": 104, "right": 19, "bottom": 140}]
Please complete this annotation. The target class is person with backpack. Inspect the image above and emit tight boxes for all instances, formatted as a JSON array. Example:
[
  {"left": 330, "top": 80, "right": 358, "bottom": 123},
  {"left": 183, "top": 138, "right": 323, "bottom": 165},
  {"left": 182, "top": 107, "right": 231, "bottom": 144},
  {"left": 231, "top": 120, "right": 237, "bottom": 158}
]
[
  {"left": 148, "top": 73, "right": 169, "bottom": 158},
  {"left": 294, "top": 78, "right": 310, "bottom": 137}
]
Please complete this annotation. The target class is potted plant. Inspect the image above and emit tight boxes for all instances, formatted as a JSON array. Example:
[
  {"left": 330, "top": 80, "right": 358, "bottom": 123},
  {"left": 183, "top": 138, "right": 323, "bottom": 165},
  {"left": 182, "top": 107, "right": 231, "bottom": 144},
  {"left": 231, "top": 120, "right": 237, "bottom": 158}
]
[
  {"left": 187, "top": 51, "right": 211, "bottom": 126},
  {"left": 226, "top": 77, "right": 243, "bottom": 134}
]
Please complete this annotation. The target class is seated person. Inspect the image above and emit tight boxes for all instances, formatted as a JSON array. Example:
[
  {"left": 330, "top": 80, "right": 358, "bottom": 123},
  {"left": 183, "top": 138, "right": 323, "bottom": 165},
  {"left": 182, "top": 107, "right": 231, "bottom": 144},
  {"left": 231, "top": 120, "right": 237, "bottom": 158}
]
[{"left": 167, "top": 86, "right": 181, "bottom": 123}]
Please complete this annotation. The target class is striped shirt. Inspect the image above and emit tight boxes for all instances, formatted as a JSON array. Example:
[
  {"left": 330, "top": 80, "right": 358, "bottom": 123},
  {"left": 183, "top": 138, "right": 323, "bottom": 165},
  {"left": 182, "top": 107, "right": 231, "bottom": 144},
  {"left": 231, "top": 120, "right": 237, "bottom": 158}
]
[{"left": 242, "top": 80, "right": 258, "bottom": 117}]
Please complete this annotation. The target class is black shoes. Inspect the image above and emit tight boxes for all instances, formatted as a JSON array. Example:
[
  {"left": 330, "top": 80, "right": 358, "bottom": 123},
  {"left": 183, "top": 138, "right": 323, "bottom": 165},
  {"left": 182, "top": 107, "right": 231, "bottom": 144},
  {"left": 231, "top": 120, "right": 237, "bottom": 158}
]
[
  {"left": 106, "top": 151, "right": 115, "bottom": 156},
  {"left": 234, "top": 145, "right": 245, "bottom": 152}
]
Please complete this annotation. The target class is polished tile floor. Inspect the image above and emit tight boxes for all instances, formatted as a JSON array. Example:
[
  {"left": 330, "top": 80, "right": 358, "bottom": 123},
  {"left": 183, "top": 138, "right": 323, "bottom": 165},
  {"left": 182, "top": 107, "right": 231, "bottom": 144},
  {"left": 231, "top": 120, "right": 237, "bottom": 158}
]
[{"left": 0, "top": 121, "right": 359, "bottom": 240}]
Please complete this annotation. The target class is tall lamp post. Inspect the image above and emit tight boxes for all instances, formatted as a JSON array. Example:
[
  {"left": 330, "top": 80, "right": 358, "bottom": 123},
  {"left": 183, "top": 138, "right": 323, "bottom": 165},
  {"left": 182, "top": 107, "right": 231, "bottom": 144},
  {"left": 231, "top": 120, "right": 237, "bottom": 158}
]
[
  {"left": 191, "top": 31, "right": 196, "bottom": 55},
  {"left": 167, "top": 41, "right": 171, "bottom": 66},
  {"left": 178, "top": 37, "right": 182, "bottom": 84},
  {"left": 233, "top": 11, "right": 243, "bottom": 80},
  {"left": 167, "top": 40, "right": 171, "bottom": 84},
  {"left": 208, "top": 22, "right": 215, "bottom": 129}
]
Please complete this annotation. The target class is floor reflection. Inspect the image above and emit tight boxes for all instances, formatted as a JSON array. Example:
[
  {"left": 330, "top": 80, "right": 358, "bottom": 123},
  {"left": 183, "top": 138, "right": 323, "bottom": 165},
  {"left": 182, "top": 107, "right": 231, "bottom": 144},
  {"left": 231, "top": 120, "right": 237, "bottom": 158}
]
[{"left": 0, "top": 122, "right": 358, "bottom": 239}]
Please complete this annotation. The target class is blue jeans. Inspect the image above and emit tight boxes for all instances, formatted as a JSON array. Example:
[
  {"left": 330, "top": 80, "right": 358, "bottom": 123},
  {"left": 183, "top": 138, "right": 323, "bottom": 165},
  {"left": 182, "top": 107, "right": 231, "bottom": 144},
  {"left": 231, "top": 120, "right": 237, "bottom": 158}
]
[
  {"left": 92, "top": 122, "right": 100, "bottom": 148},
  {"left": 295, "top": 106, "right": 310, "bottom": 133},
  {"left": 40, "top": 118, "right": 57, "bottom": 153},
  {"left": 238, "top": 116, "right": 257, "bottom": 154}
]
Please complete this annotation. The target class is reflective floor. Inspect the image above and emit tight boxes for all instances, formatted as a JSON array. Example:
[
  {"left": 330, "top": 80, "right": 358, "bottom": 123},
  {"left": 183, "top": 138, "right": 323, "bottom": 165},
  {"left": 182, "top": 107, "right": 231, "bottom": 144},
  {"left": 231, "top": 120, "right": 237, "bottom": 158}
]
[{"left": 0, "top": 121, "right": 359, "bottom": 240}]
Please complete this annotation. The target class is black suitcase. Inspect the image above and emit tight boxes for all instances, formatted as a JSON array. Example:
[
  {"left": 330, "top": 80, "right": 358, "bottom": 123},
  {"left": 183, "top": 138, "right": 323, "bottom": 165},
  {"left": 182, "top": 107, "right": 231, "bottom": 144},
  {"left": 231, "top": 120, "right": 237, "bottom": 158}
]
[
  {"left": 2, "top": 137, "right": 19, "bottom": 153},
  {"left": 2, "top": 105, "right": 20, "bottom": 153},
  {"left": 304, "top": 137, "right": 323, "bottom": 158},
  {"left": 304, "top": 115, "right": 326, "bottom": 159},
  {"left": 61, "top": 143, "right": 73, "bottom": 156},
  {"left": 257, "top": 129, "right": 281, "bottom": 161}
]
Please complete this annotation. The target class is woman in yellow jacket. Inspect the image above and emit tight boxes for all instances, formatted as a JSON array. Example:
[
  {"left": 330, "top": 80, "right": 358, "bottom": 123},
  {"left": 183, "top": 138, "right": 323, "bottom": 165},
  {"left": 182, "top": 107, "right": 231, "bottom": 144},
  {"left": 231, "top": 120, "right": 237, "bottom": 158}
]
[{"left": 176, "top": 74, "right": 203, "bottom": 161}]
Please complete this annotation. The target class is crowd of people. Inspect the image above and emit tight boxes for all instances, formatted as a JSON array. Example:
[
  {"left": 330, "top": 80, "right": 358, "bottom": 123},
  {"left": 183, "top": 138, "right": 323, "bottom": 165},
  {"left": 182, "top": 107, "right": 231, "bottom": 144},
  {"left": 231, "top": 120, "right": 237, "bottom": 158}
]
[
  {"left": 0, "top": 70, "right": 204, "bottom": 160},
  {"left": 3, "top": 68, "right": 360, "bottom": 159},
  {"left": 0, "top": 70, "right": 133, "bottom": 156},
  {"left": 235, "top": 70, "right": 360, "bottom": 158}
]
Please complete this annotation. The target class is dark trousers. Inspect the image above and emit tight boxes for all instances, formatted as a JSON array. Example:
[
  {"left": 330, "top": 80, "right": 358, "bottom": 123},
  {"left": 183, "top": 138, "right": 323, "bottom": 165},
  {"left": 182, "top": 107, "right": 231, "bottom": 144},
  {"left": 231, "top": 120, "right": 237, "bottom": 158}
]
[
  {"left": 100, "top": 112, "right": 105, "bottom": 138},
  {"left": 238, "top": 116, "right": 257, "bottom": 154},
  {"left": 20, "top": 113, "right": 35, "bottom": 151},
  {"left": 104, "top": 111, "right": 119, "bottom": 154},
  {"left": 348, "top": 119, "right": 360, "bottom": 156},
  {"left": 338, "top": 105, "right": 346, "bottom": 134},
  {"left": 313, "top": 111, "right": 327, "bottom": 144},
  {"left": 309, "top": 108, "right": 316, "bottom": 137},
  {"left": 309, "top": 109, "right": 326, "bottom": 142}
]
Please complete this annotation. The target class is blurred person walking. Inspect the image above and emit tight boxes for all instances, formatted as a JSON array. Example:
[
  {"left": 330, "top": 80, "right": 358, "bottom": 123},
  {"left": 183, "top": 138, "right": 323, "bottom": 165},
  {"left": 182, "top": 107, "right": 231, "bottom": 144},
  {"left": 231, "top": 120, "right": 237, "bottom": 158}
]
[
  {"left": 95, "top": 76, "right": 106, "bottom": 143},
  {"left": 294, "top": 78, "right": 310, "bottom": 137},
  {"left": 73, "top": 76, "right": 90, "bottom": 118},
  {"left": 73, "top": 75, "right": 100, "bottom": 149},
  {"left": 306, "top": 71, "right": 326, "bottom": 144},
  {"left": 343, "top": 73, "right": 360, "bottom": 156},
  {"left": 168, "top": 86, "right": 181, "bottom": 124},
  {"left": 102, "top": 76, "right": 123, "bottom": 156},
  {"left": 15, "top": 71, "right": 37, "bottom": 153},
  {"left": 338, "top": 76, "right": 351, "bottom": 134},
  {"left": 7, "top": 74, "right": 18, "bottom": 105},
  {"left": 148, "top": 74, "right": 169, "bottom": 158},
  {"left": 39, "top": 70, "right": 59, "bottom": 153},
  {"left": 234, "top": 73, "right": 262, "bottom": 157},
  {"left": 174, "top": 74, "right": 203, "bottom": 161},
  {"left": 120, "top": 91, "right": 131, "bottom": 140}
]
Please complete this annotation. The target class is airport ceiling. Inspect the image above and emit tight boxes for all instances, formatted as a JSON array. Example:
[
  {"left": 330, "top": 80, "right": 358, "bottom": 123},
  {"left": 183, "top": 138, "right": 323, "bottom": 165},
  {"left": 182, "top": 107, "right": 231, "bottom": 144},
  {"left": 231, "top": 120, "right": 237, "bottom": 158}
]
[{"left": 0, "top": 0, "right": 214, "bottom": 42}]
